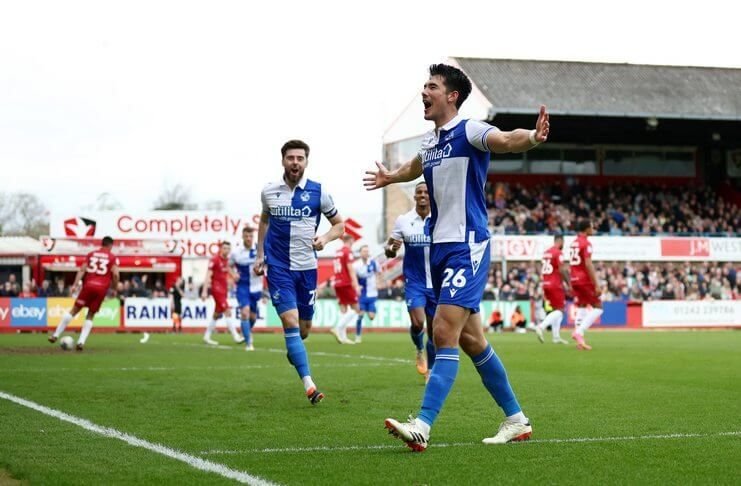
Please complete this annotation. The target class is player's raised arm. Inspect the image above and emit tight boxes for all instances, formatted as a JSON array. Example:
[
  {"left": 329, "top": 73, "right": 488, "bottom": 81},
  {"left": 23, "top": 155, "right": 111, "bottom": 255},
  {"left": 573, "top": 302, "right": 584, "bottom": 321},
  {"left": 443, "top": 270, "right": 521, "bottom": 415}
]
[
  {"left": 486, "top": 105, "right": 550, "bottom": 154},
  {"left": 364, "top": 156, "right": 423, "bottom": 191}
]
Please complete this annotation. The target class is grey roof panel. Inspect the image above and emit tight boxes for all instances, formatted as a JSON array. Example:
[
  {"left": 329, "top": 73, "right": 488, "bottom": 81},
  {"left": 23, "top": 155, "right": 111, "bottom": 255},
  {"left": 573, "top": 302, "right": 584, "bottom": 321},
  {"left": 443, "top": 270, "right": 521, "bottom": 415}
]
[{"left": 453, "top": 58, "right": 741, "bottom": 120}]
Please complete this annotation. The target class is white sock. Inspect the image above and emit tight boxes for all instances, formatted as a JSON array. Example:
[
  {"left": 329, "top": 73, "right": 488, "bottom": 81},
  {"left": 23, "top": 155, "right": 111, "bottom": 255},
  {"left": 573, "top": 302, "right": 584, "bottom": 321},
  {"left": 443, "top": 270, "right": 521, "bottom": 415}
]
[
  {"left": 302, "top": 376, "right": 316, "bottom": 392},
  {"left": 574, "top": 307, "right": 587, "bottom": 335},
  {"left": 580, "top": 308, "right": 604, "bottom": 333},
  {"left": 54, "top": 312, "right": 73, "bottom": 338},
  {"left": 204, "top": 319, "right": 217, "bottom": 340},
  {"left": 226, "top": 317, "right": 241, "bottom": 341},
  {"left": 542, "top": 310, "right": 564, "bottom": 339},
  {"left": 506, "top": 411, "right": 529, "bottom": 425},
  {"left": 78, "top": 320, "right": 93, "bottom": 345},
  {"left": 339, "top": 310, "right": 356, "bottom": 340}
]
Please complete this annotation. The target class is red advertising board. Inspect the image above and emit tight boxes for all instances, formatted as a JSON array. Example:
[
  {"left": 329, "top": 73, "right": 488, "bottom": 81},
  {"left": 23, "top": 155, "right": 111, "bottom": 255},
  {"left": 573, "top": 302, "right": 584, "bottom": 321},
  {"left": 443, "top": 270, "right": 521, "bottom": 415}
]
[
  {"left": 0, "top": 298, "right": 10, "bottom": 327},
  {"left": 660, "top": 238, "right": 710, "bottom": 257}
]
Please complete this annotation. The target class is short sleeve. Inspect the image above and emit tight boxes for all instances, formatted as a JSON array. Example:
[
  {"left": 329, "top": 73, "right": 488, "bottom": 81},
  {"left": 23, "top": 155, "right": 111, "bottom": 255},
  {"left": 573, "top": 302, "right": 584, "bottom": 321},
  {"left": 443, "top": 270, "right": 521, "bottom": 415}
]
[
  {"left": 260, "top": 186, "right": 270, "bottom": 215},
  {"left": 390, "top": 216, "right": 404, "bottom": 241},
  {"left": 586, "top": 244, "right": 593, "bottom": 256},
  {"left": 320, "top": 188, "right": 338, "bottom": 219},
  {"left": 465, "top": 120, "right": 499, "bottom": 152},
  {"left": 228, "top": 252, "right": 236, "bottom": 266},
  {"left": 208, "top": 258, "right": 215, "bottom": 270},
  {"left": 347, "top": 250, "right": 355, "bottom": 263}
]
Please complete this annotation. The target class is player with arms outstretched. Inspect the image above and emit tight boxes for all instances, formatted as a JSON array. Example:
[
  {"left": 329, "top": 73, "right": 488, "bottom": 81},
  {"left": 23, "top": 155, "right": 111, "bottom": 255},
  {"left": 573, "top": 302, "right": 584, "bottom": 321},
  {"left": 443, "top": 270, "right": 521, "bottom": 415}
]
[
  {"left": 535, "top": 234, "right": 570, "bottom": 344},
  {"left": 48, "top": 236, "right": 119, "bottom": 351},
  {"left": 365, "top": 63, "right": 549, "bottom": 450},
  {"left": 255, "top": 139, "right": 345, "bottom": 405},
  {"left": 229, "top": 226, "right": 264, "bottom": 351},
  {"left": 202, "top": 241, "right": 244, "bottom": 346},
  {"left": 569, "top": 219, "right": 603, "bottom": 350},
  {"left": 331, "top": 234, "right": 360, "bottom": 344},
  {"left": 385, "top": 181, "right": 436, "bottom": 378}
]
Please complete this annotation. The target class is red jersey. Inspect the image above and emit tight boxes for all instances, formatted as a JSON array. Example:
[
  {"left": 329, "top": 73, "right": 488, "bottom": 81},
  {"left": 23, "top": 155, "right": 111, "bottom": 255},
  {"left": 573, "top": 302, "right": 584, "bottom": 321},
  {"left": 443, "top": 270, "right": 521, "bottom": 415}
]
[
  {"left": 568, "top": 235, "right": 593, "bottom": 286},
  {"left": 541, "top": 246, "right": 564, "bottom": 289},
  {"left": 333, "top": 246, "right": 354, "bottom": 288},
  {"left": 208, "top": 254, "right": 229, "bottom": 293},
  {"left": 82, "top": 248, "right": 118, "bottom": 290}
]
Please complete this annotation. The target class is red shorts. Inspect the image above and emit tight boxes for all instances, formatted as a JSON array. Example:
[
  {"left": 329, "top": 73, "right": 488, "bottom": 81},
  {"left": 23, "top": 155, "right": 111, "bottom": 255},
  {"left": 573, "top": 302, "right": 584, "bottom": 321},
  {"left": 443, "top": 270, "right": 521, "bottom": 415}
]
[
  {"left": 572, "top": 284, "right": 600, "bottom": 308},
  {"left": 75, "top": 285, "right": 108, "bottom": 314},
  {"left": 334, "top": 285, "right": 358, "bottom": 306},
  {"left": 212, "top": 291, "right": 229, "bottom": 314},
  {"left": 543, "top": 287, "right": 565, "bottom": 311}
]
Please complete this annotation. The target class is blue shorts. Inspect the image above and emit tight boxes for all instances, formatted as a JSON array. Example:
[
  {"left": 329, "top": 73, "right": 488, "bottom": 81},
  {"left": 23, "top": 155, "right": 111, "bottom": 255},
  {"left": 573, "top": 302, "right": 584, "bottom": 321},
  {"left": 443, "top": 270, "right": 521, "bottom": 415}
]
[
  {"left": 405, "top": 285, "right": 437, "bottom": 318},
  {"left": 430, "top": 239, "right": 490, "bottom": 313},
  {"left": 266, "top": 265, "right": 317, "bottom": 321},
  {"left": 236, "top": 286, "right": 263, "bottom": 316},
  {"left": 359, "top": 295, "right": 377, "bottom": 314}
]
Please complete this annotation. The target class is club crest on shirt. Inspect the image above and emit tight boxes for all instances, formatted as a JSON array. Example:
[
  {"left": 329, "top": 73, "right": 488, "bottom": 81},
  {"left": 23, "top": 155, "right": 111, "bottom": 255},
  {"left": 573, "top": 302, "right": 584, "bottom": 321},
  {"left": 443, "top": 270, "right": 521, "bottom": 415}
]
[{"left": 300, "top": 191, "right": 311, "bottom": 202}]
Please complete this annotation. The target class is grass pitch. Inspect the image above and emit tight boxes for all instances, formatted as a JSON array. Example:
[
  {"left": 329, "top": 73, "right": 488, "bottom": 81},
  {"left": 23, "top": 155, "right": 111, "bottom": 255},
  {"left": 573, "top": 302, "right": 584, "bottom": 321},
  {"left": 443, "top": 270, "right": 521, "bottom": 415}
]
[{"left": 1, "top": 330, "right": 739, "bottom": 485}]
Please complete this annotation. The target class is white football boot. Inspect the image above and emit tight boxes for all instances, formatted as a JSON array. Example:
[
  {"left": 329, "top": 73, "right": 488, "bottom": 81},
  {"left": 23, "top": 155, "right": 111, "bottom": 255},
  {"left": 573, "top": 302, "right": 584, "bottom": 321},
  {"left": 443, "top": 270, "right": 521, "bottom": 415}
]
[
  {"left": 482, "top": 419, "right": 532, "bottom": 444},
  {"left": 384, "top": 416, "right": 429, "bottom": 452}
]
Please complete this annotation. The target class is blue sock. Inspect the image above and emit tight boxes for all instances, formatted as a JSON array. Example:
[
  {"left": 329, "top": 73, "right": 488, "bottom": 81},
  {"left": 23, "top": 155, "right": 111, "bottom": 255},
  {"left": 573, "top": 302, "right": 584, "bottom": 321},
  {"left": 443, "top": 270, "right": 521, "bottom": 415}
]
[
  {"left": 356, "top": 315, "right": 363, "bottom": 336},
  {"left": 471, "top": 344, "right": 521, "bottom": 416},
  {"left": 240, "top": 320, "right": 251, "bottom": 345},
  {"left": 410, "top": 327, "right": 424, "bottom": 351},
  {"left": 284, "top": 328, "right": 310, "bottom": 379},
  {"left": 418, "top": 347, "right": 459, "bottom": 426},
  {"left": 426, "top": 338, "right": 436, "bottom": 370}
]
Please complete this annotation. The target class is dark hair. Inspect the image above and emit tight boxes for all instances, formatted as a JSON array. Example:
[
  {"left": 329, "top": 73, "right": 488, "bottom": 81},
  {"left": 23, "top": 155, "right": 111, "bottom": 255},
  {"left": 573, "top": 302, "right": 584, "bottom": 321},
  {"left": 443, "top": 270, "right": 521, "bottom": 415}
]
[
  {"left": 281, "top": 140, "right": 310, "bottom": 158},
  {"left": 554, "top": 234, "right": 564, "bottom": 242},
  {"left": 576, "top": 219, "right": 592, "bottom": 232},
  {"left": 415, "top": 180, "right": 427, "bottom": 189},
  {"left": 221, "top": 240, "right": 231, "bottom": 247},
  {"left": 101, "top": 236, "right": 114, "bottom": 247},
  {"left": 242, "top": 226, "right": 254, "bottom": 234},
  {"left": 429, "top": 64, "right": 472, "bottom": 109}
]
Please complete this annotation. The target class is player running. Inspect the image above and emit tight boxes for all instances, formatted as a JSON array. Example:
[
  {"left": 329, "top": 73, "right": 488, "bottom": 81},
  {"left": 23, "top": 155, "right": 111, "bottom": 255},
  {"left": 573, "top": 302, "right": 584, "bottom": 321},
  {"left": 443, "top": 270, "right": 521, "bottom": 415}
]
[
  {"left": 385, "top": 181, "right": 436, "bottom": 378},
  {"left": 365, "top": 63, "right": 548, "bottom": 450},
  {"left": 330, "top": 234, "right": 360, "bottom": 344},
  {"left": 202, "top": 241, "right": 244, "bottom": 346},
  {"left": 569, "top": 219, "right": 603, "bottom": 350},
  {"left": 255, "top": 139, "right": 345, "bottom": 405},
  {"left": 48, "top": 236, "right": 120, "bottom": 351},
  {"left": 535, "top": 234, "right": 570, "bottom": 344},
  {"left": 354, "top": 244, "right": 381, "bottom": 343},
  {"left": 229, "top": 226, "right": 265, "bottom": 351}
]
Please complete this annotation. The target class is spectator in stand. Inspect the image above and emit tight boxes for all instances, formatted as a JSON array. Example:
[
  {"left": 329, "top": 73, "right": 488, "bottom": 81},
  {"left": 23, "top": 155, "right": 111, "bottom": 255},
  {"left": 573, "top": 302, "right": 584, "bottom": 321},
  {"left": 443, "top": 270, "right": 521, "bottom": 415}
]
[
  {"left": 153, "top": 279, "right": 167, "bottom": 298},
  {"left": 183, "top": 278, "right": 198, "bottom": 300},
  {"left": 37, "top": 280, "right": 52, "bottom": 297},
  {"left": 52, "top": 279, "right": 69, "bottom": 297},
  {"left": 19, "top": 283, "right": 36, "bottom": 298}
]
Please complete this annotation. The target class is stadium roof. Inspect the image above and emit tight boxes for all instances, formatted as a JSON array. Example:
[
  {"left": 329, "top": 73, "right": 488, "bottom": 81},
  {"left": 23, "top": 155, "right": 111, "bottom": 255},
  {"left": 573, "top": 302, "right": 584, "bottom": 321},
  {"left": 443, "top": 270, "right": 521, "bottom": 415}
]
[{"left": 453, "top": 58, "right": 741, "bottom": 121}]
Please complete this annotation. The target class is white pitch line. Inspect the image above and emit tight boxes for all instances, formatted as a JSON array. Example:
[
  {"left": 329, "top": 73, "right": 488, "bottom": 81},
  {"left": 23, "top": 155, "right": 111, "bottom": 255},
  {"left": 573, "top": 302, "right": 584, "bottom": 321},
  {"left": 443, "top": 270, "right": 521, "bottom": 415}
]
[
  {"left": 0, "top": 390, "right": 277, "bottom": 486},
  {"left": 170, "top": 342, "right": 413, "bottom": 364},
  {"left": 0, "top": 362, "right": 405, "bottom": 374},
  {"left": 202, "top": 431, "right": 741, "bottom": 455}
]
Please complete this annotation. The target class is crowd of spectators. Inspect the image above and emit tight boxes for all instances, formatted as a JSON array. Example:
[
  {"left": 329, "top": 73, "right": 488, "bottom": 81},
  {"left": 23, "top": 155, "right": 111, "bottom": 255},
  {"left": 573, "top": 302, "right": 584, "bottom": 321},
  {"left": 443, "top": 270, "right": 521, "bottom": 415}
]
[
  {"left": 486, "top": 182, "right": 739, "bottom": 236},
  {"left": 483, "top": 261, "right": 738, "bottom": 302}
]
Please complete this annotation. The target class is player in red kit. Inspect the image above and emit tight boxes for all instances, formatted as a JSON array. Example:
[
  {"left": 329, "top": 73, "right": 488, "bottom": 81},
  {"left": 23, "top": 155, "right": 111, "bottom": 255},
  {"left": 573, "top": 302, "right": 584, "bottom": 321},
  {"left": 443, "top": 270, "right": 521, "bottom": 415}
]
[
  {"left": 201, "top": 241, "right": 244, "bottom": 346},
  {"left": 48, "top": 236, "right": 119, "bottom": 351},
  {"left": 331, "top": 234, "right": 360, "bottom": 344},
  {"left": 569, "top": 220, "right": 603, "bottom": 350},
  {"left": 535, "top": 234, "right": 570, "bottom": 344}
]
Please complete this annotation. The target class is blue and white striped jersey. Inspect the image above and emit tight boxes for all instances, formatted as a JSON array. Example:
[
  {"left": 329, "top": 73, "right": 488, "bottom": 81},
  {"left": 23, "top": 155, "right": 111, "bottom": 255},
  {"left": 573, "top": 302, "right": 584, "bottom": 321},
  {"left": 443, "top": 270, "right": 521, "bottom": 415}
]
[
  {"left": 261, "top": 175, "right": 337, "bottom": 271},
  {"left": 390, "top": 209, "right": 432, "bottom": 290},
  {"left": 229, "top": 246, "right": 264, "bottom": 293},
  {"left": 355, "top": 258, "right": 379, "bottom": 298},
  {"left": 418, "top": 115, "right": 498, "bottom": 244}
]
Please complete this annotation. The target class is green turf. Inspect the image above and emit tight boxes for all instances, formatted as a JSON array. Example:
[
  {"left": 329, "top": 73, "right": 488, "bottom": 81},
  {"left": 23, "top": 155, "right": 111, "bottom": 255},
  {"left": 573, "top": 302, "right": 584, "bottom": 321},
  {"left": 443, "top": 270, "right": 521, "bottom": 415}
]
[{"left": 0, "top": 330, "right": 739, "bottom": 485}]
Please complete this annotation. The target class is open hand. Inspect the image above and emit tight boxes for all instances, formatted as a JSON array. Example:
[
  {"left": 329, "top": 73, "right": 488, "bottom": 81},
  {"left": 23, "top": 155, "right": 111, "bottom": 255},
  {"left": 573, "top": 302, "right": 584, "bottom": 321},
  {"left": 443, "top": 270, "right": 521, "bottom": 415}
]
[
  {"left": 535, "top": 105, "right": 550, "bottom": 143},
  {"left": 363, "top": 161, "right": 392, "bottom": 191}
]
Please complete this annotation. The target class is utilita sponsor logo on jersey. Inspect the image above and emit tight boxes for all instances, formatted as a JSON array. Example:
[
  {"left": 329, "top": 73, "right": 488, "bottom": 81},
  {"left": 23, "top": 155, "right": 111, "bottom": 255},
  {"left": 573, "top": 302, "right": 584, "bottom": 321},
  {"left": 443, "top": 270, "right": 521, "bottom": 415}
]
[
  {"left": 422, "top": 143, "right": 452, "bottom": 166},
  {"left": 269, "top": 206, "right": 312, "bottom": 221},
  {"left": 405, "top": 234, "right": 431, "bottom": 247}
]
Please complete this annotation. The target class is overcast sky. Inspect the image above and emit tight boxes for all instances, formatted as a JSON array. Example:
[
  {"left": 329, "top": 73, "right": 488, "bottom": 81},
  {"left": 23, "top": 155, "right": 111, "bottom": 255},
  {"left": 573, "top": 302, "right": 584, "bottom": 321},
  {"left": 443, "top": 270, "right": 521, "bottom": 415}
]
[{"left": 2, "top": 0, "right": 740, "bottom": 224}]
